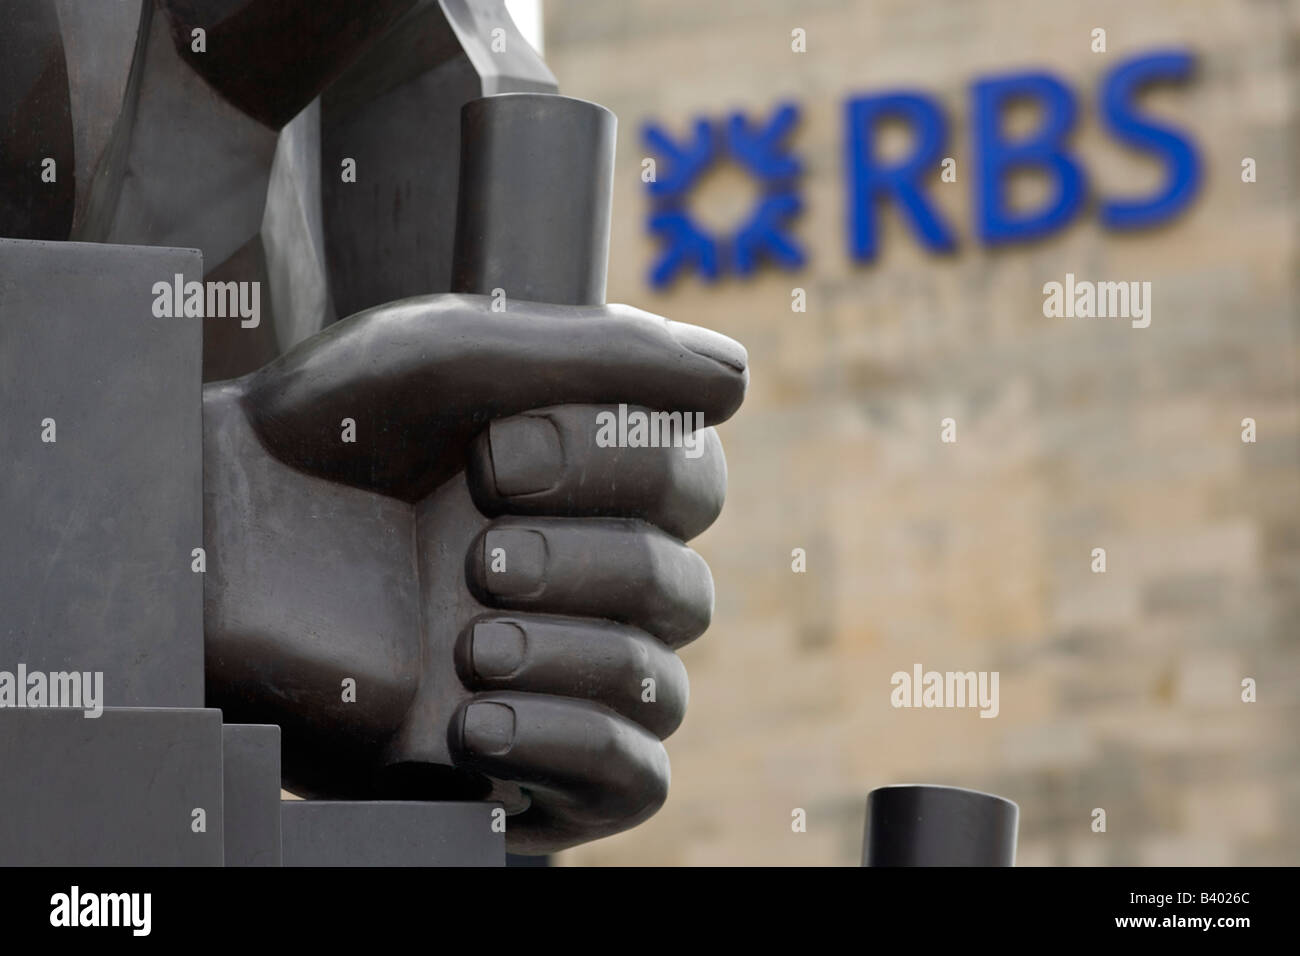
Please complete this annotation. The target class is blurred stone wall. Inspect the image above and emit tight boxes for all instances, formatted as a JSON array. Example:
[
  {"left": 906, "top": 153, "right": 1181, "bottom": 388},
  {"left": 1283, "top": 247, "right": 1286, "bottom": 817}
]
[{"left": 545, "top": 0, "right": 1300, "bottom": 865}]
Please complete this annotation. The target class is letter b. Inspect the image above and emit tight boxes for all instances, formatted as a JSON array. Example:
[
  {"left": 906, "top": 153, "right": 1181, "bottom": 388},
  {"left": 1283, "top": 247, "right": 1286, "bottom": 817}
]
[{"left": 972, "top": 71, "right": 1086, "bottom": 244}]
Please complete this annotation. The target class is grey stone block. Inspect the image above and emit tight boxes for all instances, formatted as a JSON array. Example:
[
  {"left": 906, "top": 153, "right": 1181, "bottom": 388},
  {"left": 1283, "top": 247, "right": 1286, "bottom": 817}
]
[
  {"left": 222, "top": 723, "right": 282, "bottom": 867},
  {"left": 0, "top": 238, "right": 205, "bottom": 708},
  {"left": 0, "top": 707, "right": 224, "bottom": 866},
  {"left": 281, "top": 800, "right": 505, "bottom": 866}
]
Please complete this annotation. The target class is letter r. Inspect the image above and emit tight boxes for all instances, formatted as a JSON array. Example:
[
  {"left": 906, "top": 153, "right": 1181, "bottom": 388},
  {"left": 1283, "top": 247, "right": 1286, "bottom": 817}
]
[{"left": 845, "top": 92, "right": 958, "bottom": 261}]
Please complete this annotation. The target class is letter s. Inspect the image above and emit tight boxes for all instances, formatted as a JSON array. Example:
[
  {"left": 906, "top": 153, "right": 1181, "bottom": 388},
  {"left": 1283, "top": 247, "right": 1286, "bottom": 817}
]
[{"left": 1098, "top": 49, "right": 1202, "bottom": 230}]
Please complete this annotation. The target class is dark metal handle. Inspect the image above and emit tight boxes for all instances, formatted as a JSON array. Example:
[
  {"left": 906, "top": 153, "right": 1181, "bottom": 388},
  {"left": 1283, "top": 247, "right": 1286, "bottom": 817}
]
[{"left": 451, "top": 92, "right": 616, "bottom": 307}]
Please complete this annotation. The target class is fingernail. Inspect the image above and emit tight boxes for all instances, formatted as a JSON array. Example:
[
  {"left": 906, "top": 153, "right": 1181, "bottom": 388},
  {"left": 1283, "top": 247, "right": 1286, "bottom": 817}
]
[
  {"left": 489, "top": 415, "right": 564, "bottom": 497},
  {"left": 462, "top": 702, "right": 515, "bottom": 755},
  {"left": 473, "top": 620, "right": 527, "bottom": 679},
  {"left": 668, "top": 320, "right": 748, "bottom": 372},
  {"left": 481, "top": 528, "right": 548, "bottom": 597}
]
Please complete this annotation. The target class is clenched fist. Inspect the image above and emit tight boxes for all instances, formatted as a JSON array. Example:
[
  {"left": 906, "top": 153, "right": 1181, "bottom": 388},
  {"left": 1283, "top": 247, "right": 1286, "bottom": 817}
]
[{"left": 203, "top": 293, "right": 746, "bottom": 853}]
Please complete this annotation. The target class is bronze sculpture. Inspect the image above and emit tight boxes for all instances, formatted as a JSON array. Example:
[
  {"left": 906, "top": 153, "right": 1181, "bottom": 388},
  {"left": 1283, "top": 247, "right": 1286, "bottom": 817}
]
[{"left": 2, "top": 0, "right": 746, "bottom": 857}]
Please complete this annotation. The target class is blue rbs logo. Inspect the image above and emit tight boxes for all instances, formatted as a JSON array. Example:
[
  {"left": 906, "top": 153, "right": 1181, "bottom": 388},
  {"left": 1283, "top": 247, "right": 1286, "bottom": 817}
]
[{"left": 643, "top": 49, "right": 1201, "bottom": 288}]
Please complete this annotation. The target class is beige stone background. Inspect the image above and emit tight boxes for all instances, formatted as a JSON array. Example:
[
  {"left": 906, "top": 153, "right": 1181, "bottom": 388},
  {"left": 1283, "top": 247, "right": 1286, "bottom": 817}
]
[{"left": 541, "top": 0, "right": 1300, "bottom": 866}]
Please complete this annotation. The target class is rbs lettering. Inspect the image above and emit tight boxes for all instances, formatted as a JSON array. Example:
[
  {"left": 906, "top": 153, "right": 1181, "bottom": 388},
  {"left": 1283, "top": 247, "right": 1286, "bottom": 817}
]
[{"left": 644, "top": 49, "right": 1201, "bottom": 287}]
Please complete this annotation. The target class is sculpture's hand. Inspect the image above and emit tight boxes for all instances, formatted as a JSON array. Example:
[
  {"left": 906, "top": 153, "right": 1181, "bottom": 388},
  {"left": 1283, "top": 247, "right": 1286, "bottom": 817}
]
[{"left": 205, "top": 293, "right": 747, "bottom": 852}]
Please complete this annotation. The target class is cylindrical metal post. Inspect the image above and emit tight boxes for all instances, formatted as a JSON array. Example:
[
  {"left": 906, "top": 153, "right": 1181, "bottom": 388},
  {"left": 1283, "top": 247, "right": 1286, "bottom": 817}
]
[
  {"left": 863, "top": 784, "right": 1019, "bottom": 866},
  {"left": 451, "top": 92, "right": 616, "bottom": 306}
]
